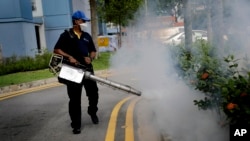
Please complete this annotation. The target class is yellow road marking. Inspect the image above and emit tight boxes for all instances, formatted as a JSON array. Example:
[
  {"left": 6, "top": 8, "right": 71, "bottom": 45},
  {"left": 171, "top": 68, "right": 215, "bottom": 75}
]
[
  {"left": 1, "top": 76, "right": 141, "bottom": 141},
  {"left": 105, "top": 96, "right": 133, "bottom": 141},
  {"left": 0, "top": 82, "right": 62, "bottom": 101},
  {"left": 125, "top": 97, "right": 141, "bottom": 141},
  {"left": 0, "top": 70, "right": 110, "bottom": 101}
]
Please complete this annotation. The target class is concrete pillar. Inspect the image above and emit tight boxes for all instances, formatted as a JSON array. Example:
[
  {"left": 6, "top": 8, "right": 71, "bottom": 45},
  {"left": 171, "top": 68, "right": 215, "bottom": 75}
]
[{"left": 0, "top": 44, "right": 2, "bottom": 64}]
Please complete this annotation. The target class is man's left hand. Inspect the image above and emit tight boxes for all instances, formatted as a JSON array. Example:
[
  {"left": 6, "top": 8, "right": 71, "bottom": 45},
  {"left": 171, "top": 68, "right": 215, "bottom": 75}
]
[{"left": 84, "top": 57, "right": 92, "bottom": 64}]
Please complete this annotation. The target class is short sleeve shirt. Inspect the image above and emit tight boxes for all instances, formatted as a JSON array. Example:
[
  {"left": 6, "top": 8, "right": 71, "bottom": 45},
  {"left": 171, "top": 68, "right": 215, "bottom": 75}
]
[{"left": 54, "top": 28, "right": 96, "bottom": 65}]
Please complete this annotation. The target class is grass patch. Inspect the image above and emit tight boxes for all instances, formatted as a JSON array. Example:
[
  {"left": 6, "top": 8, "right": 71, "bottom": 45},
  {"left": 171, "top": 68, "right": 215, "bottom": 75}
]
[
  {"left": 0, "top": 69, "right": 54, "bottom": 87},
  {"left": 0, "top": 52, "right": 112, "bottom": 87},
  {"left": 93, "top": 52, "right": 112, "bottom": 70}
]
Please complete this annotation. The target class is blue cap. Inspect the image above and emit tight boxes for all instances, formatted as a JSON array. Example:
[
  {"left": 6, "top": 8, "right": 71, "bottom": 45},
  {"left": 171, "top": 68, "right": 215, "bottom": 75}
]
[{"left": 72, "top": 10, "right": 90, "bottom": 21}]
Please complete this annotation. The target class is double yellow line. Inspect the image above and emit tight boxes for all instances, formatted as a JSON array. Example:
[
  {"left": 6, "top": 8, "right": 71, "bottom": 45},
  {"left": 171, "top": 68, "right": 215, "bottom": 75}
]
[
  {"left": 105, "top": 96, "right": 141, "bottom": 141},
  {"left": 0, "top": 82, "right": 141, "bottom": 141}
]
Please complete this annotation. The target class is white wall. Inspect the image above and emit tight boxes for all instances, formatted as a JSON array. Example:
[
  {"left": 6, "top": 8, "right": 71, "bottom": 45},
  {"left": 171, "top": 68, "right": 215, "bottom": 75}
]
[
  {"left": 72, "top": 0, "right": 90, "bottom": 16},
  {"left": 31, "top": 0, "right": 47, "bottom": 51},
  {"left": 32, "top": 0, "right": 43, "bottom": 17},
  {"left": 72, "top": 0, "right": 91, "bottom": 33}
]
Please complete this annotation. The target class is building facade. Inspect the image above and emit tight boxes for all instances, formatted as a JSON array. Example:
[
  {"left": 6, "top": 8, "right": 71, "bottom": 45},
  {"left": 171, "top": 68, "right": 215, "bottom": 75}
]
[{"left": 0, "top": 0, "right": 91, "bottom": 58}]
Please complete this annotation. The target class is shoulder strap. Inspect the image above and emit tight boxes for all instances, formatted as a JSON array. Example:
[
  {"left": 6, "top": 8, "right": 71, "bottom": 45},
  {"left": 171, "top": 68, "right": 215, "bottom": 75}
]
[{"left": 64, "top": 29, "right": 75, "bottom": 38}]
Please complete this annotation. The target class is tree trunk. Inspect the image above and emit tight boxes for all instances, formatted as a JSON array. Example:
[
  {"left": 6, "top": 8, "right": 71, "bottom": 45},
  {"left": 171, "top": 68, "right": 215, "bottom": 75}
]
[
  {"left": 217, "top": 0, "right": 225, "bottom": 51},
  {"left": 89, "top": 0, "right": 99, "bottom": 58},
  {"left": 118, "top": 16, "right": 122, "bottom": 48},
  {"left": 183, "top": 0, "right": 192, "bottom": 51},
  {"left": 206, "top": 0, "right": 212, "bottom": 44},
  {"left": 210, "top": 0, "right": 224, "bottom": 54}
]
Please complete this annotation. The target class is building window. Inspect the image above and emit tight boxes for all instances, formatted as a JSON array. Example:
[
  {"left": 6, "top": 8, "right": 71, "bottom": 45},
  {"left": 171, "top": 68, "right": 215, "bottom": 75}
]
[{"left": 32, "top": 0, "right": 37, "bottom": 11}]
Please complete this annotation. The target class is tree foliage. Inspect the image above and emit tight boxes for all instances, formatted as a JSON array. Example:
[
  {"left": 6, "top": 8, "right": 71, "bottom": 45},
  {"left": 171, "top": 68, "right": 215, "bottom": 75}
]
[{"left": 97, "top": 0, "right": 143, "bottom": 26}]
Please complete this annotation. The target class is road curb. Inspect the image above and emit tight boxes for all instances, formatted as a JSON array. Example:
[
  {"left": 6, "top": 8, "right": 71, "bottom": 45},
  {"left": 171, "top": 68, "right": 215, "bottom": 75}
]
[{"left": 0, "top": 69, "right": 111, "bottom": 96}]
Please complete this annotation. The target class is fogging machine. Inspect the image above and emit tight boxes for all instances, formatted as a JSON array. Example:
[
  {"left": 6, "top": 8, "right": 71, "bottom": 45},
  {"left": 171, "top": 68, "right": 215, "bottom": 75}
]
[{"left": 49, "top": 54, "right": 141, "bottom": 96}]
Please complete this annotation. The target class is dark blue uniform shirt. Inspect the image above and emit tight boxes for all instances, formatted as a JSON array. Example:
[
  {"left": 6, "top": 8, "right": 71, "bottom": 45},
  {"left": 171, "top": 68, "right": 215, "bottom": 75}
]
[{"left": 54, "top": 28, "right": 96, "bottom": 67}]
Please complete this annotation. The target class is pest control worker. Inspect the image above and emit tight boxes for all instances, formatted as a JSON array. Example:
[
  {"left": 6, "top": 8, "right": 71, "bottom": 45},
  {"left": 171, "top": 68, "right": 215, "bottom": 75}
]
[{"left": 53, "top": 10, "right": 99, "bottom": 134}]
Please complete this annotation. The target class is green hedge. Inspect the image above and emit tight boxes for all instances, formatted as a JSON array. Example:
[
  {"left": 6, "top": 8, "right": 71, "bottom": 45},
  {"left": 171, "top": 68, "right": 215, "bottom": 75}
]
[{"left": 0, "top": 52, "right": 51, "bottom": 76}]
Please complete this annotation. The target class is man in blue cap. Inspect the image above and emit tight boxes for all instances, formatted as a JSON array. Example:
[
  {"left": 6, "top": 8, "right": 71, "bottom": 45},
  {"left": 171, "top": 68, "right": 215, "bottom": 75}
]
[{"left": 54, "top": 10, "right": 99, "bottom": 134}]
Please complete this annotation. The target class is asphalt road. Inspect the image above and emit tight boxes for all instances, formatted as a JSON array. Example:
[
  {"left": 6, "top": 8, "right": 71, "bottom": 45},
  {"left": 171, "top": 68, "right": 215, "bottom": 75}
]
[{"left": 0, "top": 81, "right": 163, "bottom": 141}]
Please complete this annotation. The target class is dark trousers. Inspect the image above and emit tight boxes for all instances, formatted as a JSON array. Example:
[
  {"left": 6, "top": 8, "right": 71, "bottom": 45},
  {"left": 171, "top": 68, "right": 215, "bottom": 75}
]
[{"left": 66, "top": 79, "right": 99, "bottom": 129}]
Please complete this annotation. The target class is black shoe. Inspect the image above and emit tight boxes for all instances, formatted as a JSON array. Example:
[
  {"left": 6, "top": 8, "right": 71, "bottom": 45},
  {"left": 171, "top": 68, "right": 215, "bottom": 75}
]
[
  {"left": 90, "top": 115, "right": 99, "bottom": 124},
  {"left": 72, "top": 128, "right": 81, "bottom": 134}
]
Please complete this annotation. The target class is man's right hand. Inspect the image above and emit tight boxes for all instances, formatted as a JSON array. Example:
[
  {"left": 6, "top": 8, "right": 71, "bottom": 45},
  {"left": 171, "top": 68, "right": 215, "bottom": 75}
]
[
  {"left": 54, "top": 49, "right": 78, "bottom": 65},
  {"left": 68, "top": 56, "right": 78, "bottom": 65}
]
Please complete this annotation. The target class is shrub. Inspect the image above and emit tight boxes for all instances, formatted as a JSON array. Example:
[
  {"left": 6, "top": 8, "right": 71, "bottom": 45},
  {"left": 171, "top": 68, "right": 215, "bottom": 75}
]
[
  {"left": 215, "top": 56, "right": 250, "bottom": 125},
  {"left": 0, "top": 51, "right": 52, "bottom": 75},
  {"left": 170, "top": 40, "right": 250, "bottom": 126}
]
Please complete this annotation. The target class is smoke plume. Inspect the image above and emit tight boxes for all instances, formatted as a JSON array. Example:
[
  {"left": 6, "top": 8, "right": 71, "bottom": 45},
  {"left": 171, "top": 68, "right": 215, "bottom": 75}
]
[{"left": 108, "top": 1, "right": 250, "bottom": 140}]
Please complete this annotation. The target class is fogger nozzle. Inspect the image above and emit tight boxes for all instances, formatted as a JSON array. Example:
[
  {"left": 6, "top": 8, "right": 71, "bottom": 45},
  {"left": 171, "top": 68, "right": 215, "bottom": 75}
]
[
  {"left": 84, "top": 72, "right": 142, "bottom": 96},
  {"left": 48, "top": 54, "right": 141, "bottom": 96}
]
